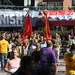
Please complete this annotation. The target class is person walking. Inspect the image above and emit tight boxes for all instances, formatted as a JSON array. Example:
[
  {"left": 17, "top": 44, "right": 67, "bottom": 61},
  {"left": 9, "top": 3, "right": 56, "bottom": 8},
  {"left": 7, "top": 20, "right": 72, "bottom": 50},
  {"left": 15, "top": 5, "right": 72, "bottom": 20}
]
[
  {"left": 4, "top": 48, "right": 21, "bottom": 75},
  {"left": 0, "top": 33, "right": 9, "bottom": 70},
  {"left": 13, "top": 56, "right": 35, "bottom": 75},
  {"left": 64, "top": 44, "right": 75, "bottom": 75},
  {"left": 52, "top": 33, "right": 61, "bottom": 63},
  {"left": 40, "top": 40, "right": 57, "bottom": 74}
]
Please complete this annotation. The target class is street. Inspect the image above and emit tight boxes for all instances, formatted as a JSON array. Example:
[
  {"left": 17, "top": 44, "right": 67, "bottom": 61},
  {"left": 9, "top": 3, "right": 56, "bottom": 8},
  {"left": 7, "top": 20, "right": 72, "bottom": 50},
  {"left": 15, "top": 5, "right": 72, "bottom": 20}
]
[
  {"left": 0, "top": 53, "right": 66, "bottom": 75},
  {"left": 0, "top": 58, "right": 66, "bottom": 75},
  {"left": 0, "top": 72, "right": 66, "bottom": 75}
]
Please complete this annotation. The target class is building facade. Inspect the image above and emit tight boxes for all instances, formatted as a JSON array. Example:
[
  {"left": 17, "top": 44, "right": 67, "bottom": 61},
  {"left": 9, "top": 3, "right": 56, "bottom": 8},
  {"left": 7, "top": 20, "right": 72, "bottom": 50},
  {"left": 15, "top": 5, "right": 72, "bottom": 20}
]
[
  {"left": 0, "top": 0, "right": 75, "bottom": 10},
  {"left": 40, "top": 0, "right": 72, "bottom": 10}
]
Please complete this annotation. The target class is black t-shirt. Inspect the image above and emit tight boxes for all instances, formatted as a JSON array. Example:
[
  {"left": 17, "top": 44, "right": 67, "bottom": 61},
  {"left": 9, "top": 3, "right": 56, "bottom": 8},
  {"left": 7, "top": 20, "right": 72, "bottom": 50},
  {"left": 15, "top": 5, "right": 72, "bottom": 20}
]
[{"left": 18, "top": 71, "right": 28, "bottom": 75}]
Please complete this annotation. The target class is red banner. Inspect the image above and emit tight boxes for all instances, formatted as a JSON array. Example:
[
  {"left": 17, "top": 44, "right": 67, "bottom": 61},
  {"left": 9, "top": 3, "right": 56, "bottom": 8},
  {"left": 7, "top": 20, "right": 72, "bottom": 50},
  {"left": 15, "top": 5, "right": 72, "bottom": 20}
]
[
  {"left": 44, "top": 15, "right": 52, "bottom": 40},
  {"left": 21, "top": 13, "right": 32, "bottom": 45},
  {"left": 51, "top": 20, "right": 75, "bottom": 26}
]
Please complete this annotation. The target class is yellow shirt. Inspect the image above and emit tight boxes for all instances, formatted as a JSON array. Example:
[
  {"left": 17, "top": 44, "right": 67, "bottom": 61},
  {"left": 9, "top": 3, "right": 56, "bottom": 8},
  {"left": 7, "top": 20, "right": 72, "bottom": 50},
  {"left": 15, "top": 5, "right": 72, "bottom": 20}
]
[
  {"left": 64, "top": 52, "right": 75, "bottom": 75},
  {"left": 0, "top": 39, "right": 9, "bottom": 53}
]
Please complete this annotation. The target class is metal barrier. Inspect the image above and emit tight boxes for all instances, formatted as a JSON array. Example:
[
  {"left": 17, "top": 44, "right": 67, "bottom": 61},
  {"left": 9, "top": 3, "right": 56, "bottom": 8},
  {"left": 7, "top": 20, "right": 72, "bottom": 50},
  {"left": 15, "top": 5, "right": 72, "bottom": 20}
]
[
  {"left": 0, "top": 5, "right": 36, "bottom": 11},
  {"left": 0, "top": 5, "right": 75, "bottom": 11}
]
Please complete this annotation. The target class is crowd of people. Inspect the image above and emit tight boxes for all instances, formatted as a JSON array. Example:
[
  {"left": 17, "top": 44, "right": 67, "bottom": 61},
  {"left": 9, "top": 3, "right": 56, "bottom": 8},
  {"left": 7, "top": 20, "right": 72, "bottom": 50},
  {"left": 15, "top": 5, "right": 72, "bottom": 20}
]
[{"left": 0, "top": 30, "right": 75, "bottom": 75}]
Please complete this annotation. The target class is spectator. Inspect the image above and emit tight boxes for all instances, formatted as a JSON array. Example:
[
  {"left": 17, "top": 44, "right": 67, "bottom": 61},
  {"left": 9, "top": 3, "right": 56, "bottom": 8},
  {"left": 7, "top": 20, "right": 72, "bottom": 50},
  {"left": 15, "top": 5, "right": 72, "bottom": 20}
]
[
  {"left": 4, "top": 48, "right": 21, "bottom": 75},
  {"left": 64, "top": 44, "right": 75, "bottom": 75},
  {"left": 40, "top": 40, "right": 57, "bottom": 73},
  {"left": 0, "top": 33, "right": 9, "bottom": 70}
]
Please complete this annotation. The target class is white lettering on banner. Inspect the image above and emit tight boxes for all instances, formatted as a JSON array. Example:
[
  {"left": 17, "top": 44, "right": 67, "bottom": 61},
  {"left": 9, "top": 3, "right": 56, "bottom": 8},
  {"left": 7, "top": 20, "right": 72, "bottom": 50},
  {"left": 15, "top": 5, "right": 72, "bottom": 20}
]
[
  {"left": 0, "top": 15, "right": 5, "bottom": 24},
  {"left": 0, "top": 15, "right": 24, "bottom": 25},
  {"left": 0, "top": 11, "right": 28, "bottom": 27},
  {"left": 0, "top": 10, "right": 40, "bottom": 27},
  {"left": 0, "top": 10, "right": 41, "bottom": 27},
  {"left": 10, "top": 16, "right": 16, "bottom": 24}
]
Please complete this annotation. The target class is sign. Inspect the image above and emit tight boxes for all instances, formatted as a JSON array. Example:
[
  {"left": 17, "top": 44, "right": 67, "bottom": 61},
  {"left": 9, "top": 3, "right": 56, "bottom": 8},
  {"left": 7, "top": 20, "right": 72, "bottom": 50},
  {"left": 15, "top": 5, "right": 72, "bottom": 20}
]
[
  {"left": 1, "top": 10, "right": 75, "bottom": 27},
  {"left": 0, "top": 10, "right": 39, "bottom": 27},
  {"left": 44, "top": 10, "right": 75, "bottom": 20},
  {"left": 0, "top": 11, "right": 26, "bottom": 27},
  {"left": 43, "top": 10, "right": 75, "bottom": 26}
]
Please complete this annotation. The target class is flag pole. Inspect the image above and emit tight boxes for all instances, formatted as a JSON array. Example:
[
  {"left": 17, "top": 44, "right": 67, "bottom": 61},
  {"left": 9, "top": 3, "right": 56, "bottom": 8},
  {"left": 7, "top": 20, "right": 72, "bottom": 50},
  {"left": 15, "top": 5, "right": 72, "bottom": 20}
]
[
  {"left": 39, "top": 10, "right": 52, "bottom": 40},
  {"left": 21, "top": 10, "right": 30, "bottom": 33},
  {"left": 21, "top": 10, "right": 33, "bottom": 56},
  {"left": 22, "top": 10, "right": 30, "bottom": 22},
  {"left": 21, "top": 10, "right": 30, "bottom": 57}
]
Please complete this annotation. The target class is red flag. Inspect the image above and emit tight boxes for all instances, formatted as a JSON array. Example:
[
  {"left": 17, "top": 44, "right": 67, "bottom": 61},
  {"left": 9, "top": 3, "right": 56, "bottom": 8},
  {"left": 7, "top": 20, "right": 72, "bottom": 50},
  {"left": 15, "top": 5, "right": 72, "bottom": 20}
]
[
  {"left": 21, "top": 13, "right": 32, "bottom": 45},
  {"left": 44, "top": 15, "right": 52, "bottom": 40}
]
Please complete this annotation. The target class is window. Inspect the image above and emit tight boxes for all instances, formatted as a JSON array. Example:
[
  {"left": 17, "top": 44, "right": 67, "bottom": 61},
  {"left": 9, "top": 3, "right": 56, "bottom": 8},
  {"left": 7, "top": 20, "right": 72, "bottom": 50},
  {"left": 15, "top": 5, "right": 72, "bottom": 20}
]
[
  {"left": 48, "top": 2, "right": 63, "bottom": 10},
  {"left": 38, "top": 1, "right": 63, "bottom": 10},
  {"left": 72, "top": 0, "right": 75, "bottom": 6},
  {"left": 0, "top": 0, "right": 11, "bottom": 5}
]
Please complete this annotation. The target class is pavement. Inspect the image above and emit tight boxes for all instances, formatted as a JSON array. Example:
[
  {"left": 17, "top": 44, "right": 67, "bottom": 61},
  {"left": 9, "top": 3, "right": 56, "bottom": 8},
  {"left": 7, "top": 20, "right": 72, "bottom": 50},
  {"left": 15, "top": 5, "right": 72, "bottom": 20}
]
[
  {"left": 57, "top": 58, "right": 66, "bottom": 72},
  {"left": 56, "top": 58, "right": 66, "bottom": 75},
  {"left": 0, "top": 53, "right": 66, "bottom": 75}
]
